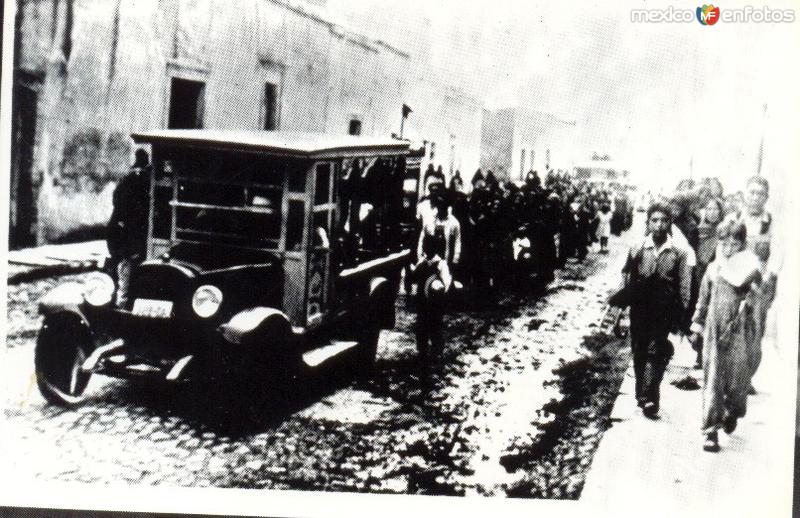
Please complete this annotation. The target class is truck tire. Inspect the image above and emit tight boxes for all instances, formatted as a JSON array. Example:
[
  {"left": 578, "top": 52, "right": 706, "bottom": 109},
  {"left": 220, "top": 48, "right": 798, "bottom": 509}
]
[{"left": 35, "top": 315, "right": 92, "bottom": 407}]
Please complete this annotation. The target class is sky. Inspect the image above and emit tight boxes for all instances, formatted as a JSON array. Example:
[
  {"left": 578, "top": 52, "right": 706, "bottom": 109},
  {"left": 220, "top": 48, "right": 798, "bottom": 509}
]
[{"left": 325, "top": 0, "right": 800, "bottom": 194}]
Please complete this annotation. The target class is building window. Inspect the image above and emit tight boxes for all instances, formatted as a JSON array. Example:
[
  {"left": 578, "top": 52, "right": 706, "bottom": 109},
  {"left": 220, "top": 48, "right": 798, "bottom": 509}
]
[
  {"left": 263, "top": 82, "right": 278, "bottom": 131},
  {"left": 348, "top": 119, "right": 362, "bottom": 136},
  {"left": 168, "top": 78, "right": 205, "bottom": 129}
]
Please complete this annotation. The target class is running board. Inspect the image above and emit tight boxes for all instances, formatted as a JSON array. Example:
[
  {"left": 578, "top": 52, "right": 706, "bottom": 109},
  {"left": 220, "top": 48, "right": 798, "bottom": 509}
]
[{"left": 302, "top": 341, "right": 359, "bottom": 368}]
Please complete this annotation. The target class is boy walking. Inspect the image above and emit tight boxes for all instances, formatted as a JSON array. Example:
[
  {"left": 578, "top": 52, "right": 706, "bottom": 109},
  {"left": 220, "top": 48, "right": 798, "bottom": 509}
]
[{"left": 616, "top": 203, "right": 691, "bottom": 418}]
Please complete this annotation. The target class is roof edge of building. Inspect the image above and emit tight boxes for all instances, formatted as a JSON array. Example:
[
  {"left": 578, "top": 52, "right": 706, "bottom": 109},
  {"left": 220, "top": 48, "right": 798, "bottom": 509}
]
[{"left": 265, "top": 0, "right": 411, "bottom": 60}]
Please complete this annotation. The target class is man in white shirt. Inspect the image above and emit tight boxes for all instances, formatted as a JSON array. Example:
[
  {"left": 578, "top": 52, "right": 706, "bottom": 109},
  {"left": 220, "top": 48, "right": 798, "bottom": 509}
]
[
  {"left": 723, "top": 176, "right": 778, "bottom": 386},
  {"left": 416, "top": 173, "right": 446, "bottom": 227},
  {"left": 413, "top": 192, "right": 462, "bottom": 368},
  {"left": 417, "top": 198, "right": 462, "bottom": 271}
]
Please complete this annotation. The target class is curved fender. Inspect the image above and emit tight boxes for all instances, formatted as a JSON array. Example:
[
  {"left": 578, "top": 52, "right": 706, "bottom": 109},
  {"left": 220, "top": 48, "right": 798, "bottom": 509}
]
[
  {"left": 368, "top": 277, "right": 396, "bottom": 329},
  {"left": 218, "top": 307, "right": 291, "bottom": 345},
  {"left": 38, "top": 309, "right": 94, "bottom": 351},
  {"left": 39, "top": 282, "right": 89, "bottom": 323}
]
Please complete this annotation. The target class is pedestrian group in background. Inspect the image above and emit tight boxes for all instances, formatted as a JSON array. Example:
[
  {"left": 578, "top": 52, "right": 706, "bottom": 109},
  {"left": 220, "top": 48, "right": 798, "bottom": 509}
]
[
  {"left": 613, "top": 175, "right": 778, "bottom": 453},
  {"left": 409, "top": 164, "right": 633, "bottom": 388}
]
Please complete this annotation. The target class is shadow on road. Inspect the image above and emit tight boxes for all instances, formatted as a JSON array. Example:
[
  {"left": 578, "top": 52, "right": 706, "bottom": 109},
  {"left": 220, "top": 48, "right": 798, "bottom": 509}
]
[{"left": 89, "top": 362, "right": 364, "bottom": 439}]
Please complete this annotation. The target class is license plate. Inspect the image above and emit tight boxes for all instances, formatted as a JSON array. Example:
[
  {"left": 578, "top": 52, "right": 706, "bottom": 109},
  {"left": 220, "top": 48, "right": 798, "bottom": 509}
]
[{"left": 132, "top": 299, "right": 173, "bottom": 318}]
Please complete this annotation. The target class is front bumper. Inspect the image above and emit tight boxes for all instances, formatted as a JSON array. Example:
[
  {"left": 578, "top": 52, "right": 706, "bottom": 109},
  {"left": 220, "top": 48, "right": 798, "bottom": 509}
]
[
  {"left": 80, "top": 305, "right": 224, "bottom": 382},
  {"left": 80, "top": 339, "right": 196, "bottom": 382}
]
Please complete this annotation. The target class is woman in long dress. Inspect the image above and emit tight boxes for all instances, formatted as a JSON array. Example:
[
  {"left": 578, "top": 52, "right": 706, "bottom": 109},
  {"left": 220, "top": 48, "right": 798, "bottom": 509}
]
[{"left": 690, "top": 220, "right": 762, "bottom": 452}]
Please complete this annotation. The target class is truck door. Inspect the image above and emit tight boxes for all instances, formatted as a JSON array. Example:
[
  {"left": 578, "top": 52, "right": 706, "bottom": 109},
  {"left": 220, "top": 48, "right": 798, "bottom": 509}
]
[{"left": 306, "top": 161, "right": 336, "bottom": 328}]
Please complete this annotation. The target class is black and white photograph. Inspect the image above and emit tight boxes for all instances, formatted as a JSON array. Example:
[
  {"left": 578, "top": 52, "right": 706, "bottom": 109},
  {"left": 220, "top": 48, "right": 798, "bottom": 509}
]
[{"left": 1, "top": 1, "right": 799, "bottom": 517}]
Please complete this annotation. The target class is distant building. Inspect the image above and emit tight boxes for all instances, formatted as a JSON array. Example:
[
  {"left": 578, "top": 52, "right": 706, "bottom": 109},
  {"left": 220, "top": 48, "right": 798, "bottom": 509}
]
[
  {"left": 9, "top": 0, "right": 483, "bottom": 247},
  {"left": 479, "top": 107, "right": 575, "bottom": 183},
  {"left": 402, "top": 80, "right": 484, "bottom": 187},
  {"left": 573, "top": 155, "right": 632, "bottom": 189}
]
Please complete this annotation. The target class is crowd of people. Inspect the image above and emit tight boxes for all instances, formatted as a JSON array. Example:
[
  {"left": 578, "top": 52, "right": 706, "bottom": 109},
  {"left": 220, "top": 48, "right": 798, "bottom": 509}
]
[
  {"left": 410, "top": 164, "right": 633, "bottom": 370},
  {"left": 107, "top": 150, "right": 778, "bottom": 455},
  {"left": 614, "top": 175, "right": 778, "bottom": 453},
  {"left": 414, "top": 165, "right": 632, "bottom": 286},
  {"left": 412, "top": 166, "right": 779, "bottom": 454}
]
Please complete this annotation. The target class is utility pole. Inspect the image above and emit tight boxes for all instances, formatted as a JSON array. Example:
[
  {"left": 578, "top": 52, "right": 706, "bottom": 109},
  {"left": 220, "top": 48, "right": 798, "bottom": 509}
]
[{"left": 756, "top": 103, "right": 767, "bottom": 176}]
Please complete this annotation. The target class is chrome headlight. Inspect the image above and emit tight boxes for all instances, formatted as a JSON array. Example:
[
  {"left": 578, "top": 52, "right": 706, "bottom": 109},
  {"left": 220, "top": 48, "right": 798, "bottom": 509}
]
[
  {"left": 192, "top": 285, "right": 223, "bottom": 318},
  {"left": 84, "top": 273, "right": 115, "bottom": 306}
]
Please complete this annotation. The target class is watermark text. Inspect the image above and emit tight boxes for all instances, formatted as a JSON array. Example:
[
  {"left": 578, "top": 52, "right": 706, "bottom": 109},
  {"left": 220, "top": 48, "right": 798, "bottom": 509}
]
[{"left": 631, "top": 5, "right": 795, "bottom": 24}]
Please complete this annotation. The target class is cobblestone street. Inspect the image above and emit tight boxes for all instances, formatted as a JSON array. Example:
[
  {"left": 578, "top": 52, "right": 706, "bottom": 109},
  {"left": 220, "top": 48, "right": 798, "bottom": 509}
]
[{"left": 3, "top": 236, "right": 632, "bottom": 497}]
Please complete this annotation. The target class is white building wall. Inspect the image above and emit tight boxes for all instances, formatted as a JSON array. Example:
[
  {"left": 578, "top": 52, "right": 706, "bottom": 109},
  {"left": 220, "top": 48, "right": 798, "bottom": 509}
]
[
  {"left": 19, "top": 0, "right": 486, "bottom": 241},
  {"left": 403, "top": 77, "right": 484, "bottom": 187}
]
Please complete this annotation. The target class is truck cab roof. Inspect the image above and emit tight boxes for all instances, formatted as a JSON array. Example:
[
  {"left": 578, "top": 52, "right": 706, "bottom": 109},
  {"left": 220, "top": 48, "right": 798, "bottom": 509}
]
[{"left": 132, "top": 130, "right": 411, "bottom": 159}]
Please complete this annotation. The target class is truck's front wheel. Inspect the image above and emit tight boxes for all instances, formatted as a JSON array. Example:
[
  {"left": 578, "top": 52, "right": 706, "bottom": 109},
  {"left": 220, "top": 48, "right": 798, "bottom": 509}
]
[{"left": 35, "top": 315, "right": 92, "bottom": 407}]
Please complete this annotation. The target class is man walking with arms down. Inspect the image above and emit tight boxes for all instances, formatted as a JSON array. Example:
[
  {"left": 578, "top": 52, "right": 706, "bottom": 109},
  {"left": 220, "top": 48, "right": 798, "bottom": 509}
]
[
  {"left": 616, "top": 202, "right": 692, "bottom": 418},
  {"left": 726, "top": 176, "right": 779, "bottom": 389}
]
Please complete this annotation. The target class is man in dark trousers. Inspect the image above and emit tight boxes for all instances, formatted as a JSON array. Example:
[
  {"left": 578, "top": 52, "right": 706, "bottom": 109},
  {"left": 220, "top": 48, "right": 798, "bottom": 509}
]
[
  {"left": 107, "top": 149, "right": 150, "bottom": 307},
  {"left": 413, "top": 191, "right": 461, "bottom": 366},
  {"left": 616, "top": 202, "right": 691, "bottom": 418}
]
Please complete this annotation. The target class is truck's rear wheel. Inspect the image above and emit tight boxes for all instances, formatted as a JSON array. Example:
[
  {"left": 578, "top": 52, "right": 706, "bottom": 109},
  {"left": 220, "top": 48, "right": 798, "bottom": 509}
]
[
  {"left": 35, "top": 316, "right": 92, "bottom": 407},
  {"left": 355, "top": 327, "right": 381, "bottom": 376},
  {"left": 356, "top": 276, "right": 395, "bottom": 372}
]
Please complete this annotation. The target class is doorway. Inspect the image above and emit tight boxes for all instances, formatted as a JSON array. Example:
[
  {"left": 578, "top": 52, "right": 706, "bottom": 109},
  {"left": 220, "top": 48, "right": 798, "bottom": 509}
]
[
  {"left": 168, "top": 77, "right": 206, "bottom": 129},
  {"left": 10, "top": 83, "right": 38, "bottom": 249}
]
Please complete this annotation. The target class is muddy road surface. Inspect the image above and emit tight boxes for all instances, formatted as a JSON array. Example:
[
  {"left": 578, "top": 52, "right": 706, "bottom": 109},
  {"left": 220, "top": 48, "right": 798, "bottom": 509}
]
[{"left": 3, "top": 239, "right": 631, "bottom": 498}]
